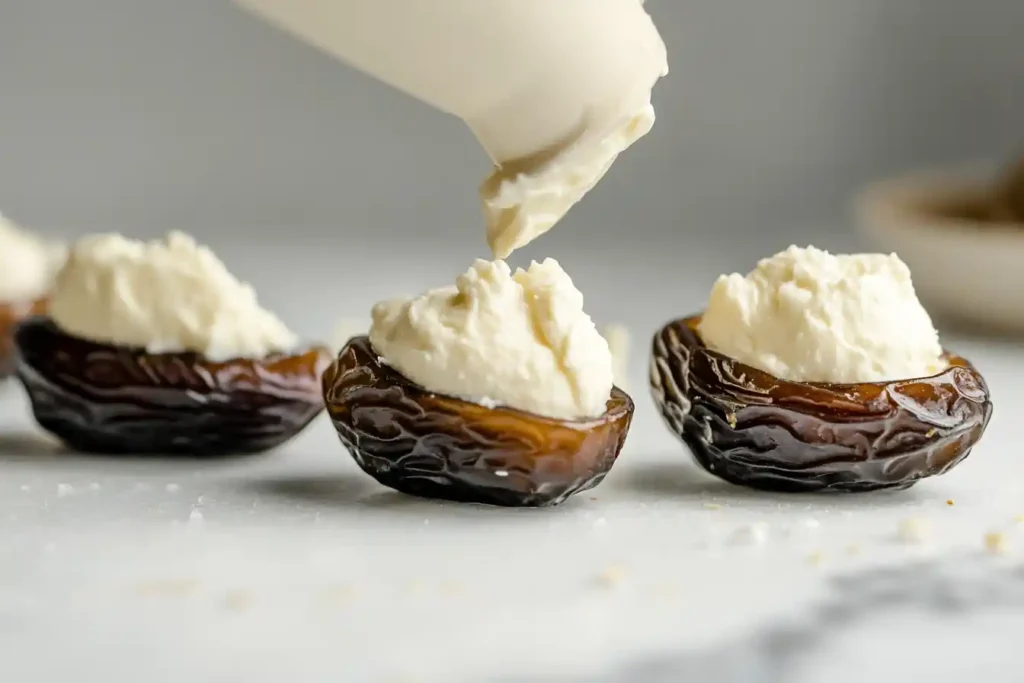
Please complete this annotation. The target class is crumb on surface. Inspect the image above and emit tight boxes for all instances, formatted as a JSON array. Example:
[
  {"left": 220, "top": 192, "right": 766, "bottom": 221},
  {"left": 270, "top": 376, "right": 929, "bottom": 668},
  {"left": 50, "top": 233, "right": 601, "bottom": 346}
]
[
  {"left": 223, "top": 589, "right": 253, "bottom": 611},
  {"left": 320, "top": 583, "right": 357, "bottom": 604},
  {"left": 807, "top": 552, "right": 826, "bottom": 567},
  {"left": 596, "top": 565, "right": 626, "bottom": 587},
  {"left": 702, "top": 502, "right": 723, "bottom": 511},
  {"left": 946, "top": 499, "right": 955, "bottom": 506},
  {"left": 729, "top": 523, "right": 769, "bottom": 547},
  {"left": 845, "top": 543, "right": 863, "bottom": 556},
  {"left": 897, "top": 518, "right": 931, "bottom": 543},
  {"left": 985, "top": 532, "right": 1009, "bottom": 555},
  {"left": 1014, "top": 514, "right": 1024, "bottom": 524},
  {"left": 133, "top": 579, "right": 201, "bottom": 597},
  {"left": 56, "top": 483, "right": 74, "bottom": 497}
]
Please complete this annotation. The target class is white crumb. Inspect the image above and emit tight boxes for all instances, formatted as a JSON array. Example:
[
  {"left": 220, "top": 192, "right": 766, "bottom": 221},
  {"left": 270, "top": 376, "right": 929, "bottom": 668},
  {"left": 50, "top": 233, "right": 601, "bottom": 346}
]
[
  {"left": 730, "top": 523, "right": 769, "bottom": 546},
  {"left": 596, "top": 565, "right": 626, "bottom": 588},
  {"left": 88, "top": 482, "right": 101, "bottom": 491},
  {"left": 800, "top": 518, "right": 821, "bottom": 530},
  {"left": 56, "top": 483, "right": 74, "bottom": 498},
  {"left": 19, "top": 485, "right": 30, "bottom": 492},
  {"left": 188, "top": 509, "right": 204, "bottom": 524},
  {"left": 702, "top": 502, "right": 723, "bottom": 511},
  {"left": 985, "top": 531, "right": 1009, "bottom": 555},
  {"left": 897, "top": 518, "right": 931, "bottom": 544},
  {"left": 165, "top": 483, "right": 180, "bottom": 493}
]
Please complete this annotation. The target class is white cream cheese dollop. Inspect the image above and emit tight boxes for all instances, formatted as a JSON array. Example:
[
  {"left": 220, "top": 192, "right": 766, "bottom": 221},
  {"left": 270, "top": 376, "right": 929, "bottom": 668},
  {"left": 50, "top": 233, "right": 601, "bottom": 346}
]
[
  {"left": 481, "top": 102, "right": 660, "bottom": 259},
  {"left": 369, "top": 259, "right": 613, "bottom": 420},
  {"left": 698, "top": 245, "right": 945, "bottom": 384},
  {"left": 0, "top": 214, "right": 66, "bottom": 304},
  {"left": 49, "top": 231, "right": 299, "bottom": 360}
]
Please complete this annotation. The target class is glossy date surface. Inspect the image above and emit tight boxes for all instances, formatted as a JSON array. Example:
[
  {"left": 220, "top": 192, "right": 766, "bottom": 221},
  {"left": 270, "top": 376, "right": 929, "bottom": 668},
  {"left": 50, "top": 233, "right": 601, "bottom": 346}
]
[
  {"left": 323, "top": 336, "right": 634, "bottom": 507},
  {"left": 649, "top": 315, "right": 993, "bottom": 492},
  {"left": 15, "top": 318, "right": 330, "bottom": 456}
]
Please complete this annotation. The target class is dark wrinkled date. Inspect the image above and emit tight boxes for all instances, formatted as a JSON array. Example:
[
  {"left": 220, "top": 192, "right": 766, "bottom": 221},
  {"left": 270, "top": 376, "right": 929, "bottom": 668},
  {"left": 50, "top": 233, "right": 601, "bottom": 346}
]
[
  {"left": 0, "top": 299, "right": 47, "bottom": 379},
  {"left": 15, "top": 318, "right": 331, "bottom": 456},
  {"left": 649, "top": 315, "right": 993, "bottom": 492},
  {"left": 323, "top": 336, "right": 635, "bottom": 507}
]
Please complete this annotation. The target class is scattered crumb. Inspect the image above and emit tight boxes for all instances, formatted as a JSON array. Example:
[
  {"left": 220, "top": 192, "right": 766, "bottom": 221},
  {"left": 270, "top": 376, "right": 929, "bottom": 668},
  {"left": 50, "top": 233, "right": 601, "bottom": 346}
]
[
  {"left": 925, "top": 429, "right": 937, "bottom": 438},
  {"left": 945, "top": 499, "right": 954, "bottom": 506},
  {"left": 494, "top": 470, "right": 509, "bottom": 478},
  {"left": 134, "top": 579, "right": 201, "bottom": 598},
  {"left": 845, "top": 543, "right": 863, "bottom": 556},
  {"left": 726, "top": 412, "right": 737, "bottom": 428},
  {"left": 897, "top": 518, "right": 931, "bottom": 544},
  {"left": 1014, "top": 514, "right": 1024, "bottom": 524},
  {"left": 603, "top": 324, "right": 630, "bottom": 391},
  {"left": 596, "top": 565, "right": 626, "bottom": 588},
  {"left": 320, "top": 583, "right": 357, "bottom": 604},
  {"left": 593, "top": 517, "right": 607, "bottom": 528},
  {"left": 729, "top": 523, "right": 769, "bottom": 547},
  {"left": 649, "top": 582, "right": 680, "bottom": 598},
  {"left": 223, "top": 590, "right": 253, "bottom": 612},
  {"left": 188, "top": 509, "right": 204, "bottom": 524},
  {"left": 165, "top": 483, "right": 180, "bottom": 493},
  {"left": 88, "top": 482, "right": 101, "bottom": 491},
  {"left": 589, "top": 497, "right": 599, "bottom": 502},
  {"left": 439, "top": 581, "right": 464, "bottom": 596},
  {"left": 806, "top": 552, "right": 826, "bottom": 567},
  {"left": 985, "top": 532, "right": 1009, "bottom": 556},
  {"left": 800, "top": 518, "right": 821, "bottom": 530},
  {"left": 56, "top": 483, "right": 74, "bottom": 497},
  {"left": 702, "top": 502, "right": 723, "bottom": 511}
]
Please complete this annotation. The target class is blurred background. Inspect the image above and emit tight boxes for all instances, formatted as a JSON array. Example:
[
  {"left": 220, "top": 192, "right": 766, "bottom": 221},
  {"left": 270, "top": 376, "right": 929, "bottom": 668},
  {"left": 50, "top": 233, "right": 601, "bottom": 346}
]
[{"left": 1, "top": 0, "right": 1022, "bottom": 339}]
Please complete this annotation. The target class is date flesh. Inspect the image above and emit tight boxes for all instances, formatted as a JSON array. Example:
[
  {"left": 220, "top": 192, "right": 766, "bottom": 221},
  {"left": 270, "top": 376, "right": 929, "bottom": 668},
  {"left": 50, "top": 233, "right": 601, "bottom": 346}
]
[
  {"left": 15, "top": 318, "right": 330, "bottom": 456},
  {"left": 649, "top": 316, "right": 993, "bottom": 492},
  {"left": 323, "top": 336, "right": 635, "bottom": 507}
]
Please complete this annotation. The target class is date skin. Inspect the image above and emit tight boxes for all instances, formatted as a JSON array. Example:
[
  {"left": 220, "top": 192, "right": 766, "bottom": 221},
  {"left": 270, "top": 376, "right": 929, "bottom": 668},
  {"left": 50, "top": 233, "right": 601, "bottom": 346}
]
[
  {"left": 0, "top": 298, "right": 47, "bottom": 379},
  {"left": 15, "top": 318, "right": 331, "bottom": 456},
  {"left": 323, "top": 336, "right": 635, "bottom": 507},
  {"left": 650, "top": 315, "right": 993, "bottom": 493}
]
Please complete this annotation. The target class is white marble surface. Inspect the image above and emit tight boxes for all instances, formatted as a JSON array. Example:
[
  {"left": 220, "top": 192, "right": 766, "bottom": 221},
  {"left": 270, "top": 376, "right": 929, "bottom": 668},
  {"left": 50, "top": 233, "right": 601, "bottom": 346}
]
[{"left": 1, "top": 237, "right": 1023, "bottom": 683}]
